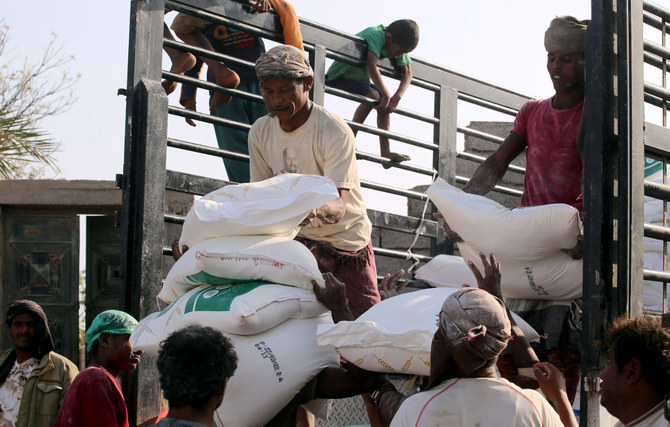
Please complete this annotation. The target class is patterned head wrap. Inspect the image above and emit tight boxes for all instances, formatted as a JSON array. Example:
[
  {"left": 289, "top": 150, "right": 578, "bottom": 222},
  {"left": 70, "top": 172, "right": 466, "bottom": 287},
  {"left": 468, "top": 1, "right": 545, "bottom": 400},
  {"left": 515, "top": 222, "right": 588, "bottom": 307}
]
[
  {"left": 255, "top": 44, "right": 313, "bottom": 81},
  {"left": 5, "top": 300, "right": 54, "bottom": 357},
  {"left": 437, "top": 288, "right": 511, "bottom": 376},
  {"left": 544, "top": 16, "right": 589, "bottom": 54},
  {"left": 85, "top": 310, "right": 138, "bottom": 351}
]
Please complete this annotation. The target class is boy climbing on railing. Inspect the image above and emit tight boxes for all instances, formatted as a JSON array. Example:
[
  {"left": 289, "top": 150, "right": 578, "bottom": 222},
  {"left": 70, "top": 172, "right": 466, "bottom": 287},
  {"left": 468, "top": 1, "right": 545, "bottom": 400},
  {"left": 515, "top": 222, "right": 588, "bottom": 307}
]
[
  {"left": 163, "top": 0, "right": 304, "bottom": 184},
  {"left": 161, "top": 8, "right": 244, "bottom": 98},
  {"left": 161, "top": 0, "right": 303, "bottom": 108},
  {"left": 326, "top": 19, "right": 419, "bottom": 168}
]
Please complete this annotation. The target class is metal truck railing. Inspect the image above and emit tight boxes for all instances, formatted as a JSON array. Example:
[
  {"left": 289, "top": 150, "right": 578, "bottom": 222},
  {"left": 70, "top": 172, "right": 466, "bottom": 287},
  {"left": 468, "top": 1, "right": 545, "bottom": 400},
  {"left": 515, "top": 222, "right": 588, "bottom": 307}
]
[
  {"left": 121, "top": 0, "right": 669, "bottom": 425},
  {"left": 120, "top": 0, "right": 530, "bottom": 422},
  {"left": 140, "top": 0, "right": 532, "bottom": 273}
]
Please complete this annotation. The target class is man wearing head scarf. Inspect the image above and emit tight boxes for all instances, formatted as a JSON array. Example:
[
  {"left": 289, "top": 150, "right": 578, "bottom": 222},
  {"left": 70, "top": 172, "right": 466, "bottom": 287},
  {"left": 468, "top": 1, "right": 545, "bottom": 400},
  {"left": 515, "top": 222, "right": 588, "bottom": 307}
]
[
  {"left": 441, "top": 16, "right": 589, "bottom": 403},
  {"left": 54, "top": 310, "right": 142, "bottom": 427},
  {"left": 248, "top": 44, "right": 380, "bottom": 319},
  {"left": 390, "top": 287, "right": 561, "bottom": 426},
  {"left": 310, "top": 254, "right": 563, "bottom": 427},
  {"left": 0, "top": 300, "right": 78, "bottom": 427},
  {"left": 367, "top": 286, "right": 562, "bottom": 426}
]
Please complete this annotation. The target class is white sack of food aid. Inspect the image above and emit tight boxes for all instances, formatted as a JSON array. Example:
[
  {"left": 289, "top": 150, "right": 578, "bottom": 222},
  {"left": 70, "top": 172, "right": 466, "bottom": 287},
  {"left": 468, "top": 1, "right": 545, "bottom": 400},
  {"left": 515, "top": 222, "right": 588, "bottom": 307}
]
[
  {"left": 133, "top": 313, "right": 339, "bottom": 427},
  {"left": 457, "top": 241, "right": 583, "bottom": 300},
  {"left": 158, "top": 235, "right": 324, "bottom": 304},
  {"left": 316, "top": 288, "right": 539, "bottom": 376},
  {"left": 179, "top": 174, "right": 339, "bottom": 249},
  {"left": 133, "top": 283, "right": 327, "bottom": 345},
  {"left": 414, "top": 255, "right": 477, "bottom": 288},
  {"left": 426, "top": 178, "right": 582, "bottom": 261},
  {"left": 216, "top": 315, "right": 338, "bottom": 427}
]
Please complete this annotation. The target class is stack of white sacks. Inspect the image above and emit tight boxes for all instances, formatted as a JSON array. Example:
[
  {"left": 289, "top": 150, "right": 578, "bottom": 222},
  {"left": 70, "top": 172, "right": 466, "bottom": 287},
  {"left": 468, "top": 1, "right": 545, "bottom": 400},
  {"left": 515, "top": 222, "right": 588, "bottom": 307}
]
[
  {"left": 130, "top": 174, "right": 342, "bottom": 427},
  {"left": 420, "top": 172, "right": 668, "bottom": 312},
  {"left": 129, "top": 174, "right": 548, "bottom": 425},
  {"left": 317, "top": 181, "right": 544, "bottom": 378}
]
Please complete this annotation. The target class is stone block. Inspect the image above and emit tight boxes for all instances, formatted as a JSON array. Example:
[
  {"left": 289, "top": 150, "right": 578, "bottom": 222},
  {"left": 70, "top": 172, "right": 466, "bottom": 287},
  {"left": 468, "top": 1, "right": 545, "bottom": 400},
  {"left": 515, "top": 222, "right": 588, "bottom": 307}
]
[
  {"left": 407, "top": 186, "right": 434, "bottom": 219},
  {"left": 379, "top": 228, "right": 431, "bottom": 251},
  {"left": 370, "top": 227, "right": 381, "bottom": 247},
  {"left": 374, "top": 253, "right": 428, "bottom": 279},
  {"left": 463, "top": 121, "right": 526, "bottom": 171},
  {"left": 464, "top": 121, "right": 513, "bottom": 153},
  {"left": 165, "top": 190, "right": 194, "bottom": 215},
  {"left": 456, "top": 157, "right": 525, "bottom": 188}
]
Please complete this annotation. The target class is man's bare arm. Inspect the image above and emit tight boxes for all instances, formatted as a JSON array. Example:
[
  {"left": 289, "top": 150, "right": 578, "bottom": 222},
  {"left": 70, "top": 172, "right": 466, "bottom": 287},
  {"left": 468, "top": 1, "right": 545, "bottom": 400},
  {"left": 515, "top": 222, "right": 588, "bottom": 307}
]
[
  {"left": 467, "top": 252, "right": 540, "bottom": 389},
  {"left": 534, "top": 363, "right": 579, "bottom": 427},
  {"left": 311, "top": 274, "right": 384, "bottom": 398},
  {"left": 366, "top": 51, "right": 391, "bottom": 112},
  {"left": 302, "top": 188, "right": 349, "bottom": 228},
  {"left": 462, "top": 132, "right": 526, "bottom": 195},
  {"left": 387, "top": 65, "right": 412, "bottom": 113}
]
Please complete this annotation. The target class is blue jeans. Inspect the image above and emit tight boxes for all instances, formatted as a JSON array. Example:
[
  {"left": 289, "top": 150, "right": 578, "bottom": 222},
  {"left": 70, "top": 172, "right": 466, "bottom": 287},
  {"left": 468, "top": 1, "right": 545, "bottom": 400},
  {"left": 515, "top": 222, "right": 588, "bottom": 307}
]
[{"left": 211, "top": 82, "right": 267, "bottom": 183}]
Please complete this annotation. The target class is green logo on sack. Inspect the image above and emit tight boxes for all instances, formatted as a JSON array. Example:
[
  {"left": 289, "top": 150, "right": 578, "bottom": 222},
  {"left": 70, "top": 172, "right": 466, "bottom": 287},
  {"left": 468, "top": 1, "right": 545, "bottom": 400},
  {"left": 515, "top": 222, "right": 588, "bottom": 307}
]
[
  {"left": 645, "top": 157, "right": 663, "bottom": 178},
  {"left": 185, "top": 271, "right": 260, "bottom": 286},
  {"left": 157, "top": 281, "right": 273, "bottom": 317},
  {"left": 182, "top": 281, "right": 271, "bottom": 313}
]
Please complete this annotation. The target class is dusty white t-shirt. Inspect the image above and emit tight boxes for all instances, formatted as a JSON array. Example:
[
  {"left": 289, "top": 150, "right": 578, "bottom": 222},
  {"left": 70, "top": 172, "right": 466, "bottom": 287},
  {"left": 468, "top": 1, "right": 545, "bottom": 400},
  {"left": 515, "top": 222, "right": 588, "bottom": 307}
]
[
  {"left": 390, "top": 377, "right": 563, "bottom": 427},
  {"left": 249, "top": 103, "right": 371, "bottom": 251},
  {"left": 0, "top": 357, "right": 39, "bottom": 426},
  {"left": 614, "top": 401, "right": 669, "bottom": 427}
]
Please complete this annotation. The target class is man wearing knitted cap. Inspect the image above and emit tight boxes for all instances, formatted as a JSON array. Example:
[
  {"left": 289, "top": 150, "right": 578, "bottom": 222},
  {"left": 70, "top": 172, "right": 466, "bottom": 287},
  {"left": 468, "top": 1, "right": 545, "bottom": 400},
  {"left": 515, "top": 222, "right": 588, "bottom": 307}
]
[
  {"left": 386, "top": 288, "right": 561, "bottom": 426},
  {"left": 0, "top": 300, "right": 78, "bottom": 427},
  {"left": 54, "top": 310, "right": 142, "bottom": 427},
  {"left": 327, "top": 254, "right": 563, "bottom": 426},
  {"left": 440, "top": 16, "right": 589, "bottom": 403},
  {"left": 249, "top": 44, "right": 380, "bottom": 319}
]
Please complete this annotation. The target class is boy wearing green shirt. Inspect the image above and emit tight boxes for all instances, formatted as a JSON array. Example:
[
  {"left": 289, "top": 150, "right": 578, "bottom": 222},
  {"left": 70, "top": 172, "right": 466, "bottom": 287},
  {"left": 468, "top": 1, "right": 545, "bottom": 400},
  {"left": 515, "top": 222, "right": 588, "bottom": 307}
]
[{"left": 326, "top": 20, "right": 419, "bottom": 167}]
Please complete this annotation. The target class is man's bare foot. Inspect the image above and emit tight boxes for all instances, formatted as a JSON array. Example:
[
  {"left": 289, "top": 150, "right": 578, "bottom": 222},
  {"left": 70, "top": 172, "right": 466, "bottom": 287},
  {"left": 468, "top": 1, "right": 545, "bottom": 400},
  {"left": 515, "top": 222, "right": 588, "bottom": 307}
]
[
  {"left": 381, "top": 152, "right": 411, "bottom": 169},
  {"left": 209, "top": 65, "right": 241, "bottom": 111},
  {"left": 162, "top": 52, "right": 197, "bottom": 94}
]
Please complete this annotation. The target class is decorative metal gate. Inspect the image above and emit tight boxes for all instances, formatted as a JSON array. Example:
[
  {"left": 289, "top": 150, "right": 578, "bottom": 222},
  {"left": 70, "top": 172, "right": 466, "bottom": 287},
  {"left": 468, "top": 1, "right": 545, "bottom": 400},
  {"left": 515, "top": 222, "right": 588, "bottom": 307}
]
[{"left": 1, "top": 210, "right": 80, "bottom": 362}]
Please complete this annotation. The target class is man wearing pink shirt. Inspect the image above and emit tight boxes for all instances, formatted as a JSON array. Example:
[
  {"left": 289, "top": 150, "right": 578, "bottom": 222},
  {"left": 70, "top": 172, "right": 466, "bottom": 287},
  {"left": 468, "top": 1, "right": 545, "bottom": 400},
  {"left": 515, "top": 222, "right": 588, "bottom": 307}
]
[{"left": 446, "top": 16, "right": 589, "bottom": 403}]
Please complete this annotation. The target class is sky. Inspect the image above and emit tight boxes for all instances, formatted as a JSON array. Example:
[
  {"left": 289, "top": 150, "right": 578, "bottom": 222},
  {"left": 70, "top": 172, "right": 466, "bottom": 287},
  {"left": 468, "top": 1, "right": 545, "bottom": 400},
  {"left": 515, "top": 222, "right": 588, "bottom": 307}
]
[{"left": 2, "top": 0, "right": 599, "bottom": 213}]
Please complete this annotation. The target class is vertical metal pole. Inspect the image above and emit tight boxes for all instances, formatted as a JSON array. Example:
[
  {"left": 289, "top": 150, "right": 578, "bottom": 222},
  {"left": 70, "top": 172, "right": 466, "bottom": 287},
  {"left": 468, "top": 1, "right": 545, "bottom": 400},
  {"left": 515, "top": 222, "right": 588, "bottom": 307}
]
[
  {"left": 120, "top": 0, "right": 168, "bottom": 424},
  {"left": 582, "top": 0, "right": 618, "bottom": 424},
  {"left": 431, "top": 85, "right": 458, "bottom": 256},
  {"left": 311, "top": 45, "right": 327, "bottom": 106},
  {"left": 435, "top": 85, "right": 458, "bottom": 184},
  {"left": 616, "top": 0, "right": 645, "bottom": 319}
]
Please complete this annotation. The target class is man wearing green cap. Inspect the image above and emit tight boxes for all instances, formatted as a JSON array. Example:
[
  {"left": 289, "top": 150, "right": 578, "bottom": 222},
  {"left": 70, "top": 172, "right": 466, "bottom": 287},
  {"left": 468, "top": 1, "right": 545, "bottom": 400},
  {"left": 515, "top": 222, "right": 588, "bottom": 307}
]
[{"left": 54, "top": 310, "right": 142, "bottom": 427}]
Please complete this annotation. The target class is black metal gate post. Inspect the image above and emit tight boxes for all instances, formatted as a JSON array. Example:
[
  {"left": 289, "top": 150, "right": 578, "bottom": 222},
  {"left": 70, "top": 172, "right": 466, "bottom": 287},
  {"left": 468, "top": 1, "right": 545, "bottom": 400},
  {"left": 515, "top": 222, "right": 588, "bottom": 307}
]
[
  {"left": 582, "top": 0, "right": 645, "bottom": 425},
  {"left": 616, "top": 0, "right": 645, "bottom": 319},
  {"left": 120, "top": 0, "right": 169, "bottom": 424},
  {"left": 582, "top": 0, "right": 618, "bottom": 424}
]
